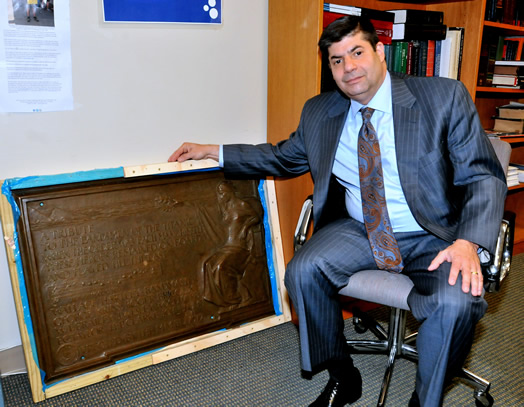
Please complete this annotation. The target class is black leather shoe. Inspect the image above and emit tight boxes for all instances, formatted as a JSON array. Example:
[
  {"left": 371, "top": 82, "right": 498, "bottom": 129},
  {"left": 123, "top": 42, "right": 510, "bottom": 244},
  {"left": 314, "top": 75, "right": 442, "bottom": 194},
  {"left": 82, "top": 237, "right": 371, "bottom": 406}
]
[{"left": 309, "top": 371, "right": 362, "bottom": 406}]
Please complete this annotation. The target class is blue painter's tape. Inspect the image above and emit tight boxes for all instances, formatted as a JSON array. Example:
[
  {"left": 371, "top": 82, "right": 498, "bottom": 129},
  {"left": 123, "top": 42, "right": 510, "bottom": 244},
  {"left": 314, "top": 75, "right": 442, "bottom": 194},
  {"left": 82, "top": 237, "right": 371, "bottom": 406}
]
[
  {"left": 6, "top": 167, "right": 125, "bottom": 190},
  {"left": 258, "top": 180, "right": 282, "bottom": 316},
  {"left": 0, "top": 374, "right": 4, "bottom": 407}
]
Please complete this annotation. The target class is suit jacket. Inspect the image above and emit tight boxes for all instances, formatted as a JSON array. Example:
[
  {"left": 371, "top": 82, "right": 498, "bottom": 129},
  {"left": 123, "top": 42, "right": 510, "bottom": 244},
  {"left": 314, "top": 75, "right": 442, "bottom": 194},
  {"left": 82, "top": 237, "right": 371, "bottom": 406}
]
[{"left": 223, "top": 73, "right": 507, "bottom": 254}]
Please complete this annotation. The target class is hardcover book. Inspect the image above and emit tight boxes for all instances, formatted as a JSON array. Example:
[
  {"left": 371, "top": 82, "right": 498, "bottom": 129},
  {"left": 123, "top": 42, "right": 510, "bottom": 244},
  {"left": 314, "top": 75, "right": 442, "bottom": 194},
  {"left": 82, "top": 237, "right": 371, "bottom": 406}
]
[
  {"left": 446, "top": 28, "right": 464, "bottom": 80},
  {"left": 493, "top": 117, "right": 524, "bottom": 133},
  {"left": 449, "top": 27, "right": 465, "bottom": 80},
  {"left": 506, "top": 165, "right": 520, "bottom": 187},
  {"left": 426, "top": 40, "right": 436, "bottom": 77},
  {"left": 477, "top": 41, "right": 498, "bottom": 86},
  {"left": 497, "top": 105, "right": 524, "bottom": 119},
  {"left": 392, "top": 23, "right": 447, "bottom": 41},
  {"left": 492, "top": 74, "right": 519, "bottom": 86},
  {"left": 434, "top": 40, "right": 442, "bottom": 77},
  {"left": 417, "top": 40, "right": 427, "bottom": 77},
  {"left": 324, "top": 3, "right": 394, "bottom": 22},
  {"left": 494, "top": 64, "right": 523, "bottom": 76},
  {"left": 387, "top": 9, "right": 444, "bottom": 25},
  {"left": 438, "top": 37, "right": 453, "bottom": 78}
]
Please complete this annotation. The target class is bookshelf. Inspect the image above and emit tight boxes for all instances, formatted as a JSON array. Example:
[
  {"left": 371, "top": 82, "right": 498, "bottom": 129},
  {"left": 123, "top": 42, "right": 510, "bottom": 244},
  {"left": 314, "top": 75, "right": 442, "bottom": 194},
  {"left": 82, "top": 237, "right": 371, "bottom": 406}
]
[
  {"left": 502, "top": 137, "right": 524, "bottom": 254},
  {"left": 475, "top": 21, "right": 524, "bottom": 130},
  {"left": 477, "top": 87, "right": 524, "bottom": 93},
  {"left": 268, "top": 0, "right": 524, "bottom": 264},
  {"left": 475, "top": 13, "right": 524, "bottom": 255}
]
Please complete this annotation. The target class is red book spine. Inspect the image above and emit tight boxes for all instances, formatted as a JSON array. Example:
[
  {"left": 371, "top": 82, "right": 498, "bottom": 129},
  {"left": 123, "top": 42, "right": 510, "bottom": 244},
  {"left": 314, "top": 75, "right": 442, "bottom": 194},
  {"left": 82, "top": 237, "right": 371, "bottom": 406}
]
[
  {"left": 426, "top": 40, "right": 435, "bottom": 76},
  {"left": 371, "top": 19, "right": 393, "bottom": 45},
  {"left": 406, "top": 42, "right": 414, "bottom": 74},
  {"left": 323, "top": 11, "right": 344, "bottom": 27}
]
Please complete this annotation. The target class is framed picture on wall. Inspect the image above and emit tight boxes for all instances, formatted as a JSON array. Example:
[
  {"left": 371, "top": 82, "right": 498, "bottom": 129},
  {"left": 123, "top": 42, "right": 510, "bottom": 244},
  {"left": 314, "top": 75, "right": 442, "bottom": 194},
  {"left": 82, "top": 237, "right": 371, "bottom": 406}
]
[{"left": 103, "top": 0, "right": 221, "bottom": 24}]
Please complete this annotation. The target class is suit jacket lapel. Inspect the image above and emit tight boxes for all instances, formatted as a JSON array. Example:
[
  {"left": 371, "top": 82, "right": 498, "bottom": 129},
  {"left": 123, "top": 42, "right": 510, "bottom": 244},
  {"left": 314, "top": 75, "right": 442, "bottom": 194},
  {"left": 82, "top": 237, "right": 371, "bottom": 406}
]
[
  {"left": 319, "top": 93, "right": 350, "bottom": 176},
  {"left": 390, "top": 75, "right": 420, "bottom": 206},
  {"left": 313, "top": 92, "right": 349, "bottom": 225}
]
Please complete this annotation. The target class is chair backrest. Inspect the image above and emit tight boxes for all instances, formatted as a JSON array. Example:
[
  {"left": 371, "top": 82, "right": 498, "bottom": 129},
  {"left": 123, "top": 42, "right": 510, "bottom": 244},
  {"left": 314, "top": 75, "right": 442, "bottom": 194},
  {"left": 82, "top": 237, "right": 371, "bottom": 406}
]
[
  {"left": 489, "top": 138, "right": 512, "bottom": 176},
  {"left": 483, "top": 137, "right": 513, "bottom": 292}
]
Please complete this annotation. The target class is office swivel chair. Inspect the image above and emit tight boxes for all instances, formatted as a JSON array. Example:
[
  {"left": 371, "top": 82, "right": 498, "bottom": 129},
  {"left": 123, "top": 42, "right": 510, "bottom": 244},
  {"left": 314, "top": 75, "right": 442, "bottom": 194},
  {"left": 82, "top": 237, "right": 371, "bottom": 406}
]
[{"left": 293, "top": 138, "right": 513, "bottom": 407}]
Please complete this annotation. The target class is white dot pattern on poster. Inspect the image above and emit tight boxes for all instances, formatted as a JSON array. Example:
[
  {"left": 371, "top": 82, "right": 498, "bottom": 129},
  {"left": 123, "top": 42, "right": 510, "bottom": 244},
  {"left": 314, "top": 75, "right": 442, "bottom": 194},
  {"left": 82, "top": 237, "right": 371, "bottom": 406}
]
[{"left": 203, "top": 0, "right": 219, "bottom": 20}]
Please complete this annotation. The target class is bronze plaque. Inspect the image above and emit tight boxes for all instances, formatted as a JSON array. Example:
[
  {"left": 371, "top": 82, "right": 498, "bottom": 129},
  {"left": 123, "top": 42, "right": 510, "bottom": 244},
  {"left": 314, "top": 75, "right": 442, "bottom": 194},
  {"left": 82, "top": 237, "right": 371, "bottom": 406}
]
[{"left": 12, "top": 171, "right": 274, "bottom": 383}]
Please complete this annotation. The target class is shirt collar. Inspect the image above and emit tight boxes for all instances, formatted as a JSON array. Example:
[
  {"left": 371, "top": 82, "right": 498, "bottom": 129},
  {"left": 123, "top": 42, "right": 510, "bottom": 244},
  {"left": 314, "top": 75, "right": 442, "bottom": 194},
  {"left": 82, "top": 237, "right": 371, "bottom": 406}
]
[{"left": 349, "top": 71, "right": 392, "bottom": 119}]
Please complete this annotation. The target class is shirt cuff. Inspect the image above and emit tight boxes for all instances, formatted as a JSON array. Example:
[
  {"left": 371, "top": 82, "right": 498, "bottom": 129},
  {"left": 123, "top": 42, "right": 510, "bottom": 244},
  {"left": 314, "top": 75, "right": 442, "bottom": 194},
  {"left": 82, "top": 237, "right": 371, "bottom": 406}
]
[{"left": 218, "top": 145, "right": 224, "bottom": 168}]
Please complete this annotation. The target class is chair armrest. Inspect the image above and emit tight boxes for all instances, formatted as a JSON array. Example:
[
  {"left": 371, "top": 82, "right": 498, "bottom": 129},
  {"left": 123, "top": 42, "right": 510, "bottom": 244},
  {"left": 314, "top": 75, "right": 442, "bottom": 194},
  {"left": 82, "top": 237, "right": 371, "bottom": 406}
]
[
  {"left": 294, "top": 196, "right": 313, "bottom": 252},
  {"left": 481, "top": 211, "right": 515, "bottom": 293}
]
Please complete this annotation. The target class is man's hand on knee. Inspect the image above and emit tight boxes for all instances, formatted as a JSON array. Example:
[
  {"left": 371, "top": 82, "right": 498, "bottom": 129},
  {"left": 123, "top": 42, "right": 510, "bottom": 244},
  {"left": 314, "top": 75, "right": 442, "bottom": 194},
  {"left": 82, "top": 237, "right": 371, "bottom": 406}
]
[{"left": 428, "top": 239, "right": 483, "bottom": 296}]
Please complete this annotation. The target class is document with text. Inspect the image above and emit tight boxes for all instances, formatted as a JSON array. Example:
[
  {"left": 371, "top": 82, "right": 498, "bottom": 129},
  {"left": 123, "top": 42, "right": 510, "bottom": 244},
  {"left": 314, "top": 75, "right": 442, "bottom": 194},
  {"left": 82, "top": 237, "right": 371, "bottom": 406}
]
[{"left": 0, "top": 0, "right": 73, "bottom": 113}]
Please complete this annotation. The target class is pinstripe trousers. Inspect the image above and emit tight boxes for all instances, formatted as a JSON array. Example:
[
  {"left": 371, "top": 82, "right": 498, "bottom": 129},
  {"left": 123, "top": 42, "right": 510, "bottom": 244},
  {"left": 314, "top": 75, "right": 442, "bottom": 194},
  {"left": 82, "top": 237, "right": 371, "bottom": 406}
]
[{"left": 284, "top": 216, "right": 488, "bottom": 407}]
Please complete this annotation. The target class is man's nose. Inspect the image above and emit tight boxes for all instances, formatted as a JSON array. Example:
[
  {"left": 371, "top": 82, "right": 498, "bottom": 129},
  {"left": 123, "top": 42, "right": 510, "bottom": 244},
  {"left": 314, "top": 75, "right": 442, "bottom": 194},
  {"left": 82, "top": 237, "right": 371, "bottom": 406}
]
[{"left": 343, "top": 57, "right": 356, "bottom": 72}]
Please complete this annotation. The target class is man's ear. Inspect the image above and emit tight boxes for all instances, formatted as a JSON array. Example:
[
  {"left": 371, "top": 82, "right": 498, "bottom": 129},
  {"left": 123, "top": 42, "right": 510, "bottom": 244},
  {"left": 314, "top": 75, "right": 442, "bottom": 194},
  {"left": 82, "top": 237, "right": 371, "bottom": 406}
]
[{"left": 376, "top": 42, "right": 386, "bottom": 62}]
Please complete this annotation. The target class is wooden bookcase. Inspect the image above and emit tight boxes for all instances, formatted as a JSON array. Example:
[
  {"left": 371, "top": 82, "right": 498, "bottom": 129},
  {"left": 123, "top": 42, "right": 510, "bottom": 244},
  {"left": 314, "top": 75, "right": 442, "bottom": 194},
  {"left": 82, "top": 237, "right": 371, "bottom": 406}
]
[
  {"left": 267, "top": 0, "right": 523, "bottom": 264},
  {"left": 502, "top": 137, "right": 524, "bottom": 254},
  {"left": 475, "top": 17, "right": 524, "bottom": 255}
]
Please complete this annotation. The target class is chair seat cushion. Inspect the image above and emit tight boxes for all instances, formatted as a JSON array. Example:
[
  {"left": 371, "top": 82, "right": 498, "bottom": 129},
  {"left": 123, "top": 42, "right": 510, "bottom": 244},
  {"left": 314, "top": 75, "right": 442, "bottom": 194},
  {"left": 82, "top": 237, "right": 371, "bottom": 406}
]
[{"left": 338, "top": 270, "right": 414, "bottom": 310}]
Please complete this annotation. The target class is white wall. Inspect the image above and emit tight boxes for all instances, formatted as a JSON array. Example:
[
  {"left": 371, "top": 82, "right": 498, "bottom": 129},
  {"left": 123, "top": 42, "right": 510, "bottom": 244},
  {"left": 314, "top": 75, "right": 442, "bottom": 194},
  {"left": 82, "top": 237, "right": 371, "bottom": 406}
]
[{"left": 0, "top": 0, "right": 268, "bottom": 351}]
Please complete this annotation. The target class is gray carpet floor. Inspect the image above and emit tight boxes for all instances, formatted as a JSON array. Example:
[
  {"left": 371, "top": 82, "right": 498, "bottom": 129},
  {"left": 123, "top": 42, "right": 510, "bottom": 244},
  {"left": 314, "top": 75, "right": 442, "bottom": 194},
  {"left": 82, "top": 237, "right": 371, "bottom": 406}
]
[{"left": 2, "top": 255, "right": 523, "bottom": 406}]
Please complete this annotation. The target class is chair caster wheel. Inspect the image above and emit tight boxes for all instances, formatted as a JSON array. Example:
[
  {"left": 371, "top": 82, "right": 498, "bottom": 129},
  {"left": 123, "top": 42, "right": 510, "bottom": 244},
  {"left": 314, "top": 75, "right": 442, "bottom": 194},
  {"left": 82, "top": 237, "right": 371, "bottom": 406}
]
[
  {"left": 353, "top": 317, "right": 367, "bottom": 334},
  {"left": 474, "top": 392, "right": 494, "bottom": 407}
]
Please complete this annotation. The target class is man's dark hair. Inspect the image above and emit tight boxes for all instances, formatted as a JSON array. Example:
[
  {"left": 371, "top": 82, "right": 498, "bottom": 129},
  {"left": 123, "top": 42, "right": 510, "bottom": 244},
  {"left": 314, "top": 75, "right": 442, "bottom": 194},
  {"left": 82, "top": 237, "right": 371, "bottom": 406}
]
[{"left": 318, "top": 16, "right": 379, "bottom": 59}]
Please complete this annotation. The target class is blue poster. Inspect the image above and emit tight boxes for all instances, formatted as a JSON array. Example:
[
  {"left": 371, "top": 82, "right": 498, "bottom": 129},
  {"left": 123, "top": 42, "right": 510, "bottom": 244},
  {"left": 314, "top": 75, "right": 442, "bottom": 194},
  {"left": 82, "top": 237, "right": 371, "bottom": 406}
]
[{"left": 103, "top": 0, "right": 222, "bottom": 24}]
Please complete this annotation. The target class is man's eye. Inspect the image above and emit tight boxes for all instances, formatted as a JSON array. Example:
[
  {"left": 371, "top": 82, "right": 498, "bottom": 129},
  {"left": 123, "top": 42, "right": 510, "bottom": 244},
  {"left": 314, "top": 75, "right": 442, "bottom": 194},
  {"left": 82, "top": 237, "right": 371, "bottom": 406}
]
[
  {"left": 333, "top": 59, "right": 341, "bottom": 65},
  {"left": 354, "top": 51, "right": 362, "bottom": 57}
]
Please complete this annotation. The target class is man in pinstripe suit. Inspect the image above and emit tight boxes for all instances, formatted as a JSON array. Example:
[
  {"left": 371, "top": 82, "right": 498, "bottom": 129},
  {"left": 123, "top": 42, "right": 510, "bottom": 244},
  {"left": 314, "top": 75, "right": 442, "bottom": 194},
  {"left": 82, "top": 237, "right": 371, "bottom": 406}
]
[{"left": 169, "top": 16, "right": 506, "bottom": 407}]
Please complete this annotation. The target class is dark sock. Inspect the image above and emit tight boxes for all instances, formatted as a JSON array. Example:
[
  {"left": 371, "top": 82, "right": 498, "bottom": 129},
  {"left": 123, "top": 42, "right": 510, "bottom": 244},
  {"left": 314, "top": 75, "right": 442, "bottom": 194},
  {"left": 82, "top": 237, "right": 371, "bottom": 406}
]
[
  {"left": 328, "top": 358, "right": 356, "bottom": 383},
  {"left": 408, "top": 391, "right": 420, "bottom": 407}
]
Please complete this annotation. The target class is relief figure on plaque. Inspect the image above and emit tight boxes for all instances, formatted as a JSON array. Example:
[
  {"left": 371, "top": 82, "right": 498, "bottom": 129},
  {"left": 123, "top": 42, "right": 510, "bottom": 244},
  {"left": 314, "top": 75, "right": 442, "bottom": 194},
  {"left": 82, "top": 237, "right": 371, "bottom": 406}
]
[{"left": 202, "top": 181, "right": 262, "bottom": 309}]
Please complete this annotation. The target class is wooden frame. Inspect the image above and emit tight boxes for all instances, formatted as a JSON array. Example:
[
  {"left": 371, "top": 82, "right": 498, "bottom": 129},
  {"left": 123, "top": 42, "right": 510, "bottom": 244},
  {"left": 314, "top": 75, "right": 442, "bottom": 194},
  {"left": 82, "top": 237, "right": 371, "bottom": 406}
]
[{"left": 0, "top": 161, "right": 291, "bottom": 403}]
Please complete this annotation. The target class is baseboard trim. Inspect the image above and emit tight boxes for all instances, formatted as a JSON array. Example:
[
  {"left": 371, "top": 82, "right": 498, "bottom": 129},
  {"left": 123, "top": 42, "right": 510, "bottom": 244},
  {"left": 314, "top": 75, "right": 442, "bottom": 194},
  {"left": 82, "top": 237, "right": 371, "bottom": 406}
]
[{"left": 0, "top": 346, "right": 27, "bottom": 377}]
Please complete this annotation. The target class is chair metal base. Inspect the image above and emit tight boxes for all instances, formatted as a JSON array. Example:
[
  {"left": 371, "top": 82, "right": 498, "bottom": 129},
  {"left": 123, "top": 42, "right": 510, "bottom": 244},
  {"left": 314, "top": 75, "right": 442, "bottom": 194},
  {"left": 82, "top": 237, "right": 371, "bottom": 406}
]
[{"left": 347, "top": 307, "right": 493, "bottom": 407}]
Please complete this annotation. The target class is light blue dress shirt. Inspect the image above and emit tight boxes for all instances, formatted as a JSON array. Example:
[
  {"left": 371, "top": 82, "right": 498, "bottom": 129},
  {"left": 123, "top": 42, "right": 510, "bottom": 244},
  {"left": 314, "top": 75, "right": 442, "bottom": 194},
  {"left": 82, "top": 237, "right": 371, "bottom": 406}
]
[{"left": 332, "top": 73, "right": 422, "bottom": 232}]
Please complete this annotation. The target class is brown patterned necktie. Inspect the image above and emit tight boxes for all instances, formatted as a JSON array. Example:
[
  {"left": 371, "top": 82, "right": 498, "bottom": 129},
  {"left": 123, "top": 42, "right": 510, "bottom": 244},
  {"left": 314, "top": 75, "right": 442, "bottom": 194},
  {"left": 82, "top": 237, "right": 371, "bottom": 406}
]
[{"left": 358, "top": 107, "right": 403, "bottom": 272}]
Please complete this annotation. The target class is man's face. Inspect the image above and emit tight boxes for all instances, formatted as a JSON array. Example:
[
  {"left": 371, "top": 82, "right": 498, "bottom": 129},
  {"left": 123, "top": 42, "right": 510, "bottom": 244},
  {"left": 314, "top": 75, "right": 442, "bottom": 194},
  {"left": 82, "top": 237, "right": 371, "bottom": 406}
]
[{"left": 327, "top": 32, "right": 386, "bottom": 105}]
